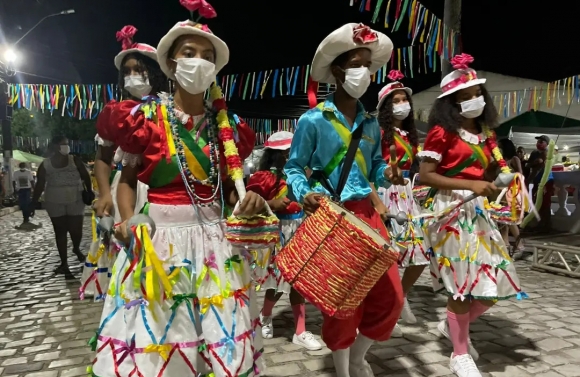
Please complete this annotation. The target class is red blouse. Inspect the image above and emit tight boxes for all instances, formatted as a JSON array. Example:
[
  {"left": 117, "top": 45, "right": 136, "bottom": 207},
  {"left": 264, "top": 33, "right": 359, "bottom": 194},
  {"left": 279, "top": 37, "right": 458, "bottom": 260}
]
[
  {"left": 421, "top": 125, "right": 493, "bottom": 180},
  {"left": 95, "top": 100, "right": 140, "bottom": 146},
  {"left": 381, "top": 128, "right": 418, "bottom": 170},
  {"left": 117, "top": 103, "right": 256, "bottom": 205},
  {"left": 246, "top": 171, "right": 302, "bottom": 215}
]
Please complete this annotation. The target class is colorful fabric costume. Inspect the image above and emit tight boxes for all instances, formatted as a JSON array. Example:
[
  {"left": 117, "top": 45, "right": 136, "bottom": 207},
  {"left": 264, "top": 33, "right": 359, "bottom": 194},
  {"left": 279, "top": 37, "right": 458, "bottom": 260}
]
[
  {"left": 418, "top": 126, "right": 524, "bottom": 300},
  {"left": 377, "top": 127, "right": 429, "bottom": 268},
  {"left": 81, "top": 100, "right": 149, "bottom": 300},
  {"left": 247, "top": 170, "right": 303, "bottom": 293},
  {"left": 90, "top": 93, "right": 263, "bottom": 377}
]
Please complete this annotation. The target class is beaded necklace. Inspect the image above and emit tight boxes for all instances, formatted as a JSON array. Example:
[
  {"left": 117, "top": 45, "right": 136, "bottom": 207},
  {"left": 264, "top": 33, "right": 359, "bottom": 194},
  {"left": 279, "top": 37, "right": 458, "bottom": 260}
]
[{"left": 167, "top": 96, "right": 222, "bottom": 207}]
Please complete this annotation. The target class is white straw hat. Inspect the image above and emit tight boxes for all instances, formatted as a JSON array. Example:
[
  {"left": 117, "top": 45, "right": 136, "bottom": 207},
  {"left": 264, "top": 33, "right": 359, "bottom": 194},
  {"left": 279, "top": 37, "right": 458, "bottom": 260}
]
[
  {"left": 376, "top": 70, "right": 413, "bottom": 110},
  {"left": 438, "top": 53, "right": 486, "bottom": 98},
  {"left": 114, "top": 26, "right": 157, "bottom": 70},
  {"left": 264, "top": 131, "right": 294, "bottom": 150},
  {"left": 311, "top": 23, "right": 394, "bottom": 84}
]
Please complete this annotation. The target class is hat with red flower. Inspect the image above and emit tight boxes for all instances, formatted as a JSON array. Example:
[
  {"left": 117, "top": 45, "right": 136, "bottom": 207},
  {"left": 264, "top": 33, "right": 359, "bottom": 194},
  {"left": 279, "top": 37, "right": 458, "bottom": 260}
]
[
  {"left": 157, "top": 0, "right": 229, "bottom": 80},
  {"left": 376, "top": 70, "right": 413, "bottom": 110},
  {"left": 311, "top": 23, "right": 393, "bottom": 85},
  {"left": 114, "top": 26, "right": 157, "bottom": 70},
  {"left": 264, "top": 131, "right": 293, "bottom": 151},
  {"left": 438, "top": 53, "right": 486, "bottom": 98}
]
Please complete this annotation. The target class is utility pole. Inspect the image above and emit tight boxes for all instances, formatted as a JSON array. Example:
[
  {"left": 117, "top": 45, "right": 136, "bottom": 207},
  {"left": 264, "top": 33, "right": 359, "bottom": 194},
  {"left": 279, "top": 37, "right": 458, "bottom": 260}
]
[
  {"left": 442, "top": 0, "right": 462, "bottom": 77},
  {"left": 1, "top": 78, "right": 13, "bottom": 196}
]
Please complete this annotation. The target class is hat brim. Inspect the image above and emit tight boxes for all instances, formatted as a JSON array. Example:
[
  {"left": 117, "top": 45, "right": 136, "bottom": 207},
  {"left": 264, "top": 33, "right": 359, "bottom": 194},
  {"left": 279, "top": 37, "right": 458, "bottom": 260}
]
[
  {"left": 376, "top": 87, "right": 413, "bottom": 111},
  {"left": 114, "top": 49, "right": 158, "bottom": 70},
  {"left": 264, "top": 143, "right": 292, "bottom": 150},
  {"left": 311, "top": 24, "right": 393, "bottom": 84},
  {"left": 157, "top": 25, "right": 229, "bottom": 80},
  {"left": 437, "top": 78, "right": 486, "bottom": 98}
]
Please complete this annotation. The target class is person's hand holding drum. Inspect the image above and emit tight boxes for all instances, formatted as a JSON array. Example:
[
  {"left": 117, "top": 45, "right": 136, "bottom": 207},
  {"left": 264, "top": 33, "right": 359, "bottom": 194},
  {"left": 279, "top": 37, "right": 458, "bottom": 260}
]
[{"left": 303, "top": 193, "right": 323, "bottom": 215}]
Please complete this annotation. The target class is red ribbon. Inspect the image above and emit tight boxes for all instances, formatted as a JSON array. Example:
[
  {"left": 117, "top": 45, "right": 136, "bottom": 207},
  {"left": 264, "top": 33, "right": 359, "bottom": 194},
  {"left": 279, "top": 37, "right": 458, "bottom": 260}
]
[{"left": 307, "top": 77, "right": 319, "bottom": 109}]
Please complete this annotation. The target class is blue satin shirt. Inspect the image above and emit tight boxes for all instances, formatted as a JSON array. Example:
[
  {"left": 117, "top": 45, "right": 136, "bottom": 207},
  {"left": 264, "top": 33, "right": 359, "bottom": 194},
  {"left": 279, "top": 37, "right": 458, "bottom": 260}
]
[{"left": 285, "top": 94, "right": 390, "bottom": 203}]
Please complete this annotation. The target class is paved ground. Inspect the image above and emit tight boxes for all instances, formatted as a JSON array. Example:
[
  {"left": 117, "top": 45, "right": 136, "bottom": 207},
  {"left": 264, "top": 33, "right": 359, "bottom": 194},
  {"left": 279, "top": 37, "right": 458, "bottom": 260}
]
[{"left": 1, "top": 210, "right": 580, "bottom": 377}]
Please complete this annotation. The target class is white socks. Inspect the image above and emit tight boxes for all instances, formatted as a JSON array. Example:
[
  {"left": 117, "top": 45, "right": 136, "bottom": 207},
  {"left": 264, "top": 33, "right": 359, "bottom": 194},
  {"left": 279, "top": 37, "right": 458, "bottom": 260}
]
[
  {"left": 332, "top": 349, "right": 350, "bottom": 377},
  {"left": 350, "top": 334, "right": 374, "bottom": 366}
]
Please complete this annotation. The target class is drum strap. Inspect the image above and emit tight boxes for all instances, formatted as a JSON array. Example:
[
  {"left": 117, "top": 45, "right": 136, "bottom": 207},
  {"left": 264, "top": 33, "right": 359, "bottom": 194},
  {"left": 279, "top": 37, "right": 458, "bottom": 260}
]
[{"left": 312, "top": 123, "right": 364, "bottom": 201}]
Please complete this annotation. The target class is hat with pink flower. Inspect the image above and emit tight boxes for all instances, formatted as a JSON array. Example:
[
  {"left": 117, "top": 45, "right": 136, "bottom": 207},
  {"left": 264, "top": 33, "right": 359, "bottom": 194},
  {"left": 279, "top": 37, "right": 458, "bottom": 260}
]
[
  {"left": 438, "top": 53, "right": 486, "bottom": 98},
  {"left": 156, "top": 0, "right": 229, "bottom": 80},
  {"left": 376, "top": 70, "right": 413, "bottom": 110},
  {"left": 114, "top": 26, "right": 157, "bottom": 70}
]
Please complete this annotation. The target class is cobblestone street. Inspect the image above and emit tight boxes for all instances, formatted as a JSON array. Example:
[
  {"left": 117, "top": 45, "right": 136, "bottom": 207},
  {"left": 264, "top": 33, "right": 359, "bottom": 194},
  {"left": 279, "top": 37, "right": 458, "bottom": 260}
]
[{"left": 1, "top": 209, "right": 580, "bottom": 376}]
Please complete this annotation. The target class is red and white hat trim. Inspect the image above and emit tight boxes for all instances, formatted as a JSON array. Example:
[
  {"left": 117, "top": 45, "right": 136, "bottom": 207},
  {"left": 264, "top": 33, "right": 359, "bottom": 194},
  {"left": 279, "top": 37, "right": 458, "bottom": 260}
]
[
  {"left": 438, "top": 53, "right": 486, "bottom": 98},
  {"left": 113, "top": 26, "right": 158, "bottom": 70},
  {"left": 264, "top": 131, "right": 293, "bottom": 150},
  {"left": 376, "top": 70, "right": 412, "bottom": 110}
]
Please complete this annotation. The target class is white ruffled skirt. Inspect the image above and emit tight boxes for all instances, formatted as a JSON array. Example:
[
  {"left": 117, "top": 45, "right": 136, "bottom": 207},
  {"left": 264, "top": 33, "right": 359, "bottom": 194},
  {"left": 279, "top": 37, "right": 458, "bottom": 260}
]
[
  {"left": 80, "top": 172, "right": 149, "bottom": 300},
  {"left": 425, "top": 189, "right": 525, "bottom": 300},
  {"left": 91, "top": 202, "right": 264, "bottom": 377},
  {"left": 378, "top": 180, "right": 430, "bottom": 268}
]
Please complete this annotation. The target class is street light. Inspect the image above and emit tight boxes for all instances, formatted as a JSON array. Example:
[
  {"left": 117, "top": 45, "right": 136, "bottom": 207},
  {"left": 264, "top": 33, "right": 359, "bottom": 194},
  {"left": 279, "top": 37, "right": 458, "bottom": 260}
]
[
  {"left": 3, "top": 49, "right": 17, "bottom": 64},
  {"left": 12, "top": 9, "right": 75, "bottom": 47}
]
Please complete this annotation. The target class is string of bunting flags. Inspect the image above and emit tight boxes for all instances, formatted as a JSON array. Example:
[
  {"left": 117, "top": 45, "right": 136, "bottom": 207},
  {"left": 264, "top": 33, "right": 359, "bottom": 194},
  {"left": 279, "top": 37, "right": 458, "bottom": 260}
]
[
  {"left": 244, "top": 118, "right": 298, "bottom": 145},
  {"left": 414, "top": 75, "right": 580, "bottom": 121}
]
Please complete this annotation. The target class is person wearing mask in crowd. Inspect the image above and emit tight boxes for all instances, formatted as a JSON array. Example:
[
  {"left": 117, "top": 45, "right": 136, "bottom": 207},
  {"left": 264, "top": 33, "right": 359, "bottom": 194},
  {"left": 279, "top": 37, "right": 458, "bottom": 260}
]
[
  {"left": 285, "top": 23, "right": 404, "bottom": 377},
  {"left": 13, "top": 162, "right": 39, "bottom": 229},
  {"left": 31, "top": 136, "right": 92, "bottom": 278}
]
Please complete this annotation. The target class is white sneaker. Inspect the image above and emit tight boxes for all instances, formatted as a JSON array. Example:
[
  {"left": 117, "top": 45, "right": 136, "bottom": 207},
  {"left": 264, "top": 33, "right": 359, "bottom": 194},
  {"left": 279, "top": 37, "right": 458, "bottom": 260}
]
[
  {"left": 391, "top": 323, "right": 403, "bottom": 338},
  {"left": 400, "top": 297, "right": 417, "bottom": 324},
  {"left": 449, "top": 353, "right": 482, "bottom": 377},
  {"left": 261, "top": 314, "right": 273, "bottom": 339},
  {"left": 349, "top": 359, "right": 374, "bottom": 377},
  {"left": 437, "top": 320, "right": 479, "bottom": 360},
  {"left": 292, "top": 331, "right": 322, "bottom": 350}
]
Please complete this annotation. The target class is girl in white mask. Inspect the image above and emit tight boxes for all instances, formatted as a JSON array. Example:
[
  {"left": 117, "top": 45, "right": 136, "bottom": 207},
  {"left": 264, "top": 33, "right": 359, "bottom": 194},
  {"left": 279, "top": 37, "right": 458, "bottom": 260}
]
[
  {"left": 371, "top": 70, "right": 427, "bottom": 335},
  {"left": 418, "top": 54, "right": 523, "bottom": 377},
  {"left": 84, "top": 26, "right": 164, "bottom": 300},
  {"left": 93, "top": 3, "right": 265, "bottom": 376}
]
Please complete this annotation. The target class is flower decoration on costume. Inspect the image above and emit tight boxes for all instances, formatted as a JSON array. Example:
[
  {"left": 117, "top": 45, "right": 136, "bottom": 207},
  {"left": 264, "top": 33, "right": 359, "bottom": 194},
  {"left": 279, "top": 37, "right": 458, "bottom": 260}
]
[
  {"left": 387, "top": 69, "right": 404, "bottom": 82},
  {"left": 450, "top": 53, "right": 474, "bottom": 70},
  {"left": 482, "top": 125, "right": 510, "bottom": 174},
  {"left": 180, "top": 0, "right": 217, "bottom": 21},
  {"left": 116, "top": 25, "right": 137, "bottom": 50},
  {"left": 353, "top": 23, "right": 378, "bottom": 44}
]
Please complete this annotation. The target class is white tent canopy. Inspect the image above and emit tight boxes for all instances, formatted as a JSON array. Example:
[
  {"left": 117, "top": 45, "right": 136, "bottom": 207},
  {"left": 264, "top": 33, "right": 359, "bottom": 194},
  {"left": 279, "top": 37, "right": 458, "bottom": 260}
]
[{"left": 411, "top": 71, "right": 580, "bottom": 122}]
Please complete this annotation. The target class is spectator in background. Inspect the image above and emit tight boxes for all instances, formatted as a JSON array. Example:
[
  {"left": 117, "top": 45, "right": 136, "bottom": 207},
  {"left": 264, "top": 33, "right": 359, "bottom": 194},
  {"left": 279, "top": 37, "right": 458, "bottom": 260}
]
[
  {"left": 498, "top": 139, "right": 524, "bottom": 252},
  {"left": 525, "top": 135, "right": 553, "bottom": 232},
  {"left": 13, "top": 162, "right": 39, "bottom": 230}
]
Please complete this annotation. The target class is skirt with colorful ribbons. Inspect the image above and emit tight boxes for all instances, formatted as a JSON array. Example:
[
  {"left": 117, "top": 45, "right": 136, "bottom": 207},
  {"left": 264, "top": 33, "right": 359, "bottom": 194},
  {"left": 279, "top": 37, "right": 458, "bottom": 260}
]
[
  {"left": 377, "top": 176, "right": 430, "bottom": 268},
  {"left": 90, "top": 203, "right": 264, "bottom": 377},
  {"left": 424, "top": 189, "right": 526, "bottom": 301},
  {"left": 251, "top": 214, "right": 303, "bottom": 294}
]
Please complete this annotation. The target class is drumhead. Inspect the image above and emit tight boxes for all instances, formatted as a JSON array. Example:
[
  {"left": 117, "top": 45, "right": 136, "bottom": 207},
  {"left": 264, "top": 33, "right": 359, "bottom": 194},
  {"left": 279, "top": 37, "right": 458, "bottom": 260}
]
[{"left": 326, "top": 200, "right": 390, "bottom": 248}]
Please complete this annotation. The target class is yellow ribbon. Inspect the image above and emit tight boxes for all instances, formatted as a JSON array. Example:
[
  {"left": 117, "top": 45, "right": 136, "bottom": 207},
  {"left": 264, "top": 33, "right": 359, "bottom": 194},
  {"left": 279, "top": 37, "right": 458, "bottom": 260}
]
[
  {"left": 199, "top": 296, "right": 224, "bottom": 314},
  {"left": 143, "top": 226, "right": 173, "bottom": 304},
  {"left": 144, "top": 344, "right": 173, "bottom": 361},
  {"left": 91, "top": 213, "right": 98, "bottom": 242},
  {"left": 160, "top": 105, "right": 176, "bottom": 157},
  {"left": 438, "top": 256, "right": 450, "bottom": 267},
  {"left": 88, "top": 244, "right": 106, "bottom": 264}
]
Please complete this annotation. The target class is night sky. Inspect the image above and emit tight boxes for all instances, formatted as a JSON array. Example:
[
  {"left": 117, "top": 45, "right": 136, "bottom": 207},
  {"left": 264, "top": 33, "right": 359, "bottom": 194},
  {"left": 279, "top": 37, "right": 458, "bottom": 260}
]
[{"left": 1, "top": 0, "right": 577, "bottom": 118}]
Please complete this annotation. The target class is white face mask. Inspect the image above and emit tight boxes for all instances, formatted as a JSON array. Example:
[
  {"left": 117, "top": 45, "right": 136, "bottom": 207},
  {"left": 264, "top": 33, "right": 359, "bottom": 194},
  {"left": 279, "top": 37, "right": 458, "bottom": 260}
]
[
  {"left": 392, "top": 102, "right": 411, "bottom": 120},
  {"left": 173, "top": 58, "right": 216, "bottom": 95},
  {"left": 124, "top": 75, "right": 152, "bottom": 99},
  {"left": 341, "top": 67, "right": 371, "bottom": 99},
  {"left": 459, "top": 96, "right": 485, "bottom": 118},
  {"left": 59, "top": 145, "right": 70, "bottom": 155}
]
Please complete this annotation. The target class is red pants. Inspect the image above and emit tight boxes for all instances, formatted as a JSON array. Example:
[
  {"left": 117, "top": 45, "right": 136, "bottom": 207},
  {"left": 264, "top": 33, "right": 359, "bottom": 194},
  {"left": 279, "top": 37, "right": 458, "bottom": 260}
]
[{"left": 321, "top": 198, "right": 404, "bottom": 351}]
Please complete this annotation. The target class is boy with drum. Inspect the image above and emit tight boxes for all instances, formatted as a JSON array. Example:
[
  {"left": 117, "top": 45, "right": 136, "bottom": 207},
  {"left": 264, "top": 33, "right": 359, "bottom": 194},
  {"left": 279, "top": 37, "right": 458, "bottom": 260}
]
[{"left": 285, "top": 23, "right": 405, "bottom": 377}]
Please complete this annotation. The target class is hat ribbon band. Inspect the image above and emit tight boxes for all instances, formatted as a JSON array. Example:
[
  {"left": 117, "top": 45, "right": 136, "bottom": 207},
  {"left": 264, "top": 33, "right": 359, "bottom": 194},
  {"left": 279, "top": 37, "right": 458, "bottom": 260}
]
[
  {"left": 441, "top": 72, "right": 479, "bottom": 93},
  {"left": 265, "top": 139, "right": 292, "bottom": 148}
]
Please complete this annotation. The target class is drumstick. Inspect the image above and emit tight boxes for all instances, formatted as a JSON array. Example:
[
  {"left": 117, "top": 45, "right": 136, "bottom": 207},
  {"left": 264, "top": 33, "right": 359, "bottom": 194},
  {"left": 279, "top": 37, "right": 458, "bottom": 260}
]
[{"left": 389, "top": 145, "right": 400, "bottom": 181}]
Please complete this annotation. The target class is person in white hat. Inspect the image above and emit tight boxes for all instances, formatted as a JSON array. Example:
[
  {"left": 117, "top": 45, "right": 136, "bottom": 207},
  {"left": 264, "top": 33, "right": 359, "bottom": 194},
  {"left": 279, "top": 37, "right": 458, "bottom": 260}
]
[
  {"left": 246, "top": 131, "right": 323, "bottom": 351},
  {"left": 284, "top": 23, "right": 405, "bottom": 377},
  {"left": 373, "top": 70, "right": 427, "bottom": 328},
  {"left": 91, "top": 2, "right": 266, "bottom": 377},
  {"left": 417, "top": 54, "right": 524, "bottom": 377},
  {"left": 82, "top": 26, "right": 162, "bottom": 296}
]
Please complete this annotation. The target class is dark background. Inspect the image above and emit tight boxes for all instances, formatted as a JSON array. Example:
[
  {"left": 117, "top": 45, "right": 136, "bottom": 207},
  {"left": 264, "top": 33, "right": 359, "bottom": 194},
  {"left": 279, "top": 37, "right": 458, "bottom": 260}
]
[{"left": 1, "top": 0, "right": 578, "bottom": 119}]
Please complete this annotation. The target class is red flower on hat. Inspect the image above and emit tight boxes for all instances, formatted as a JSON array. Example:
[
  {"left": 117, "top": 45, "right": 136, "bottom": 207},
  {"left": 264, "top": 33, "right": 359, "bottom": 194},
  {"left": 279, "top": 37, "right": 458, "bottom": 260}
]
[
  {"left": 353, "top": 24, "right": 378, "bottom": 44},
  {"left": 116, "top": 25, "right": 137, "bottom": 50},
  {"left": 450, "top": 53, "right": 474, "bottom": 70},
  {"left": 387, "top": 70, "right": 404, "bottom": 81},
  {"left": 180, "top": 0, "right": 217, "bottom": 19}
]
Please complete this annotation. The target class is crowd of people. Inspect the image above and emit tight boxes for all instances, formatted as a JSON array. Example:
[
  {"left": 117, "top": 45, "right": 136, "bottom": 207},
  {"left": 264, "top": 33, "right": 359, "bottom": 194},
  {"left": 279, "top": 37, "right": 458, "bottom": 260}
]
[{"left": 2, "top": 2, "right": 565, "bottom": 376}]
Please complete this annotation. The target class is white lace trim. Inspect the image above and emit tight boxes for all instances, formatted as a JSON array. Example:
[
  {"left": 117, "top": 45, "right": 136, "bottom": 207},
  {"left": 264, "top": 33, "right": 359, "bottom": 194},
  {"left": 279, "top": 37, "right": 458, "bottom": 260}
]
[
  {"left": 459, "top": 128, "right": 486, "bottom": 145},
  {"left": 417, "top": 150, "right": 441, "bottom": 161},
  {"left": 158, "top": 92, "right": 207, "bottom": 125},
  {"left": 94, "top": 134, "right": 115, "bottom": 147},
  {"left": 395, "top": 127, "right": 407, "bottom": 136},
  {"left": 114, "top": 147, "right": 142, "bottom": 167}
]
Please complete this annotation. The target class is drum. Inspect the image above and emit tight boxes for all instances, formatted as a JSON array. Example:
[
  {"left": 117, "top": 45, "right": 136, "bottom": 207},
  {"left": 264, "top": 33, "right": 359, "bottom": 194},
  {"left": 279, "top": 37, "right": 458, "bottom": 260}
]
[
  {"left": 486, "top": 173, "right": 529, "bottom": 225},
  {"left": 276, "top": 197, "right": 399, "bottom": 319}
]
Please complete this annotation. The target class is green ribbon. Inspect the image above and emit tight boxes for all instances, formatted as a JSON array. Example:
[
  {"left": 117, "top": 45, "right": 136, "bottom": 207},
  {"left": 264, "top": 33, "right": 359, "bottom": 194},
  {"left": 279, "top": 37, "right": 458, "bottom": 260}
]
[
  {"left": 170, "top": 293, "right": 197, "bottom": 311},
  {"left": 88, "top": 331, "right": 99, "bottom": 351},
  {"left": 224, "top": 255, "right": 242, "bottom": 272}
]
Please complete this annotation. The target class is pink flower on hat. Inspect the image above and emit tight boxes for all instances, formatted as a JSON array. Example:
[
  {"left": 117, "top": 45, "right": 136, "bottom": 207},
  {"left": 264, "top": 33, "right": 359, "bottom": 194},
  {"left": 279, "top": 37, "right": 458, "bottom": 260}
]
[
  {"left": 180, "top": 0, "right": 217, "bottom": 19},
  {"left": 353, "top": 23, "right": 378, "bottom": 44},
  {"left": 450, "top": 53, "right": 474, "bottom": 70},
  {"left": 387, "top": 69, "right": 404, "bottom": 81},
  {"left": 116, "top": 25, "right": 137, "bottom": 50}
]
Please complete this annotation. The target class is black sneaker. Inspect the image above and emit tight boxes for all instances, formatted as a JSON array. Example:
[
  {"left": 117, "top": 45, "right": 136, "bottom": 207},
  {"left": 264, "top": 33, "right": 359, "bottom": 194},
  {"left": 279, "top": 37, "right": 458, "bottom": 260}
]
[{"left": 73, "top": 250, "right": 86, "bottom": 263}]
